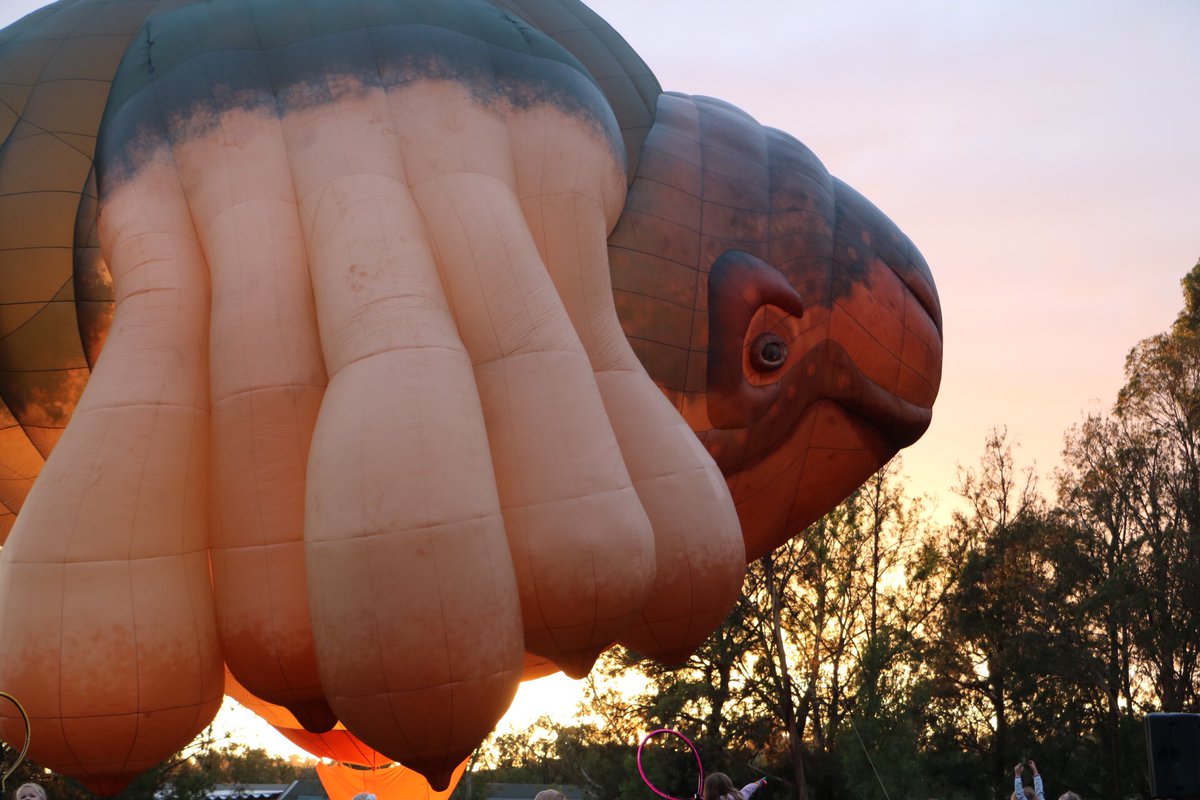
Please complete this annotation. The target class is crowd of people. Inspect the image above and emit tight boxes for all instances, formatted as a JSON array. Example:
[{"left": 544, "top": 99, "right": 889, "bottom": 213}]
[{"left": 9, "top": 762, "right": 1085, "bottom": 800}]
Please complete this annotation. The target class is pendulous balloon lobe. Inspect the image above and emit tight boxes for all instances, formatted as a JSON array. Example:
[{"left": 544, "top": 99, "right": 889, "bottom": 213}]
[{"left": 0, "top": 0, "right": 942, "bottom": 793}]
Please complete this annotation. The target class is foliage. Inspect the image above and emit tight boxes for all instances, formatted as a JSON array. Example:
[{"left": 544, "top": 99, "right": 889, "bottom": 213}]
[
  {"left": 466, "top": 258, "right": 1200, "bottom": 800},
  {"left": 17, "top": 261, "right": 1200, "bottom": 800},
  {"left": 922, "top": 429, "right": 1049, "bottom": 800},
  {"left": 0, "top": 725, "right": 315, "bottom": 800}
]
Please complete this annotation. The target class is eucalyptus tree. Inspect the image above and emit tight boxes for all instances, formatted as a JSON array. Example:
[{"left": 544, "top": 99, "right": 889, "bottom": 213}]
[{"left": 924, "top": 429, "right": 1048, "bottom": 800}]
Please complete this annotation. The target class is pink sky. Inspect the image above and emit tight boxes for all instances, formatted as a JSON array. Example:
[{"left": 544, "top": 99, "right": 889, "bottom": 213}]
[
  {"left": 5, "top": 0, "right": 1196, "bottom": 510},
  {"left": 3, "top": 0, "right": 1199, "bottom": 745},
  {"left": 585, "top": 0, "right": 1200, "bottom": 511}
]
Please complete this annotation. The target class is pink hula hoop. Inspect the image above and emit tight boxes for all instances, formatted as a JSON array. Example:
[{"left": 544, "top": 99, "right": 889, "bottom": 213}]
[{"left": 637, "top": 728, "right": 705, "bottom": 800}]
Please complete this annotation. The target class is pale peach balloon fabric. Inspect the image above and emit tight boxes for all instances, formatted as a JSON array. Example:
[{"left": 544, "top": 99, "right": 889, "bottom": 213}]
[{"left": 0, "top": 0, "right": 942, "bottom": 794}]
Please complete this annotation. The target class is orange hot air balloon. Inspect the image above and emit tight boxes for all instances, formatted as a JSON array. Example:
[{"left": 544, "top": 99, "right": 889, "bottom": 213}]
[
  {"left": 226, "top": 655, "right": 558, "bottom": 765},
  {"left": 315, "top": 761, "right": 470, "bottom": 800},
  {"left": 227, "top": 670, "right": 468, "bottom": 798},
  {"left": 224, "top": 672, "right": 387, "bottom": 768},
  {"left": 0, "top": 0, "right": 942, "bottom": 794},
  {"left": 609, "top": 93, "right": 941, "bottom": 659}
]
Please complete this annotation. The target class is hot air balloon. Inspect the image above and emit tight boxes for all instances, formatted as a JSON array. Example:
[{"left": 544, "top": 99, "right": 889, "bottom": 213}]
[
  {"left": 224, "top": 670, "right": 469, "bottom": 800},
  {"left": 0, "top": 0, "right": 942, "bottom": 795}
]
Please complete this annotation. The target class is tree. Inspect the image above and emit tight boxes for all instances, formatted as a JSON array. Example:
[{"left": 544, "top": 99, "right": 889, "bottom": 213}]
[
  {"left": 1052, "top": 414, "right": 1154, "bottom": 799},
  {"left": 925, "top": 429, "right": 1048, "bottom": 800},
  {"left": 1111, "top": 261, "right": 1200, "bottom": 712},
  {"left": 591, "top": 620, "right": 766, "bottom": 777},
  {"left": 1041, "top": 260, "right": 1200, "bottom": 798},
  {"left": 467, "top": 681, "right": 655, "bottom": 800},
  {"left": 0, "top": 724, "right": 315, "bottom": 800},
  {"left": 725, "top": 459, "right": 946, "bottom": 800},
  {"left": 531, "top": 463, "right": 946, "bottom": 800},
  {"left": 836, "top": 465, "right": 953, "bottom": 800}
]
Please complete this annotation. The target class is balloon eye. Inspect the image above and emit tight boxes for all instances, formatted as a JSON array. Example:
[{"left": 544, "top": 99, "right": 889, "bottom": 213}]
[{"left": 750, "top": 332, "right": 788, "bottom": 372}]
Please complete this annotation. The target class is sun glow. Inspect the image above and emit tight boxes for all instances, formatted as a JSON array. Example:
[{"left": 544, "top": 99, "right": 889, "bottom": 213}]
[{"left": 212, "top": 671, "right": 591, "bottom": 761}]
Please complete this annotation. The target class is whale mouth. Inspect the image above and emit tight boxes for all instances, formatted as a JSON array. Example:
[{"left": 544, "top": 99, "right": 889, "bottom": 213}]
[
  {"left": 826, "top": 352, "right": 934, "bottom": 450},
  {"left": 788, "top": 337, "right": 934, "bottom": 453}
]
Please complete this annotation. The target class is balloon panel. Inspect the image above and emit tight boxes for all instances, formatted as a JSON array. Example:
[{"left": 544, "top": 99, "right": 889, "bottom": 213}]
[
  {"left": 0, "top": 0, "right": 942, "bottom": 795},
  {"left": 0, "top": 0, "right": 159, "bottom": 534},
  {"left": 316, "top": 759, "right": 468, "bottom": 800},
  {"left": 610, "top": 93, "right": 941, "bottom": 561}
]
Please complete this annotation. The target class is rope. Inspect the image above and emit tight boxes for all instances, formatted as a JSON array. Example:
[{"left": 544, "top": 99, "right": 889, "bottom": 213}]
[
  {"left": 637, "top": 728, "right": 705, "bottom": 800},
  {"left": 849, "top": 717, "right": 891, "bottom": 800},
  {"left": 0, "top": 691, "right": 31, "bottom": 796}
]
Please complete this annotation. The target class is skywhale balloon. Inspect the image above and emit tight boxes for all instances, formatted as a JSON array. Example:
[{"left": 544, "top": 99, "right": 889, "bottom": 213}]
[{"left": 0, "top": 0, "right": 942, "bottom": 794}]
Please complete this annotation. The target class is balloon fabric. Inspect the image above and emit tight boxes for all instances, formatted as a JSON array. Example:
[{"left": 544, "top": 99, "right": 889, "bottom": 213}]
[{"left": 0, "top": 0, "right": 942, "bottom": 795}]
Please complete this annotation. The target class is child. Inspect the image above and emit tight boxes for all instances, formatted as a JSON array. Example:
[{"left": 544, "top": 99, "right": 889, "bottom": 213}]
[
  {"left": 1013, "top": 761, "right": 1045, "bottom": 800},
  {"left": 702, "top": 772, "right": 767, "bottom": 800}
]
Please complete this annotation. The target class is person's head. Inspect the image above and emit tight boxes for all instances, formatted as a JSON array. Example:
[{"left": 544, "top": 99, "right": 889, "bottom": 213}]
[
  {"left": 350, "top": 794, "right": 375, "bottom": 800},
  {"left": 1058, "top": 793, "right": 1081, "bottom": 800},
  {"left": 534, "top": 791, "right": 565, "bottom": 800},
  {"left": 703, "top": 772, "right": 738, "bottom": 800},
  {"left": 16, "top": 784, "right": 46, "bottom": 800},
  {"left": 1013, "top": 788, "right": 1034, "bottom": 800}
]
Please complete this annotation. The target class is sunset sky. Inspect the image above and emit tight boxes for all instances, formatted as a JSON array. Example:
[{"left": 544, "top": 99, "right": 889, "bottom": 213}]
[
  {"left": 2, "top": 0, "right": 1199, "bottom": 760},
  {"left": 583, "top": 0, "right": 1200, "bottom": 512}
]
